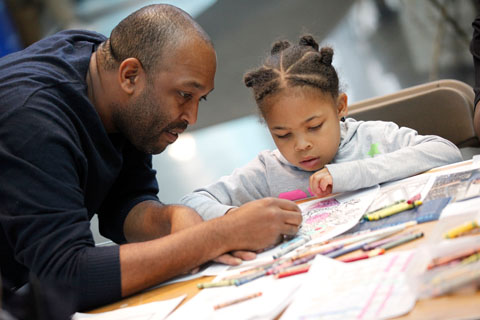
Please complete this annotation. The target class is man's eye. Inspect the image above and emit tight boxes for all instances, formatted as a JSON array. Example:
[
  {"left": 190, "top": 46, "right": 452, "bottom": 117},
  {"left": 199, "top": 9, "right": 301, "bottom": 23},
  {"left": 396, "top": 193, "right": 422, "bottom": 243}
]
[
  {"left": 309, "top": 124, "right": 322, "bottom": 131},
  {"left": 179, "top": 91, "right": 192, "bottom": 99}
]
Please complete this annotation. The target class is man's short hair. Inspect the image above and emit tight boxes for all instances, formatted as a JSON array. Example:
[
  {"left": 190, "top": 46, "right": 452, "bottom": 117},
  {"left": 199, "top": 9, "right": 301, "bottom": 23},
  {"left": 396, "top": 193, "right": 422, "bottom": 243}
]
[{"left": 101, "top": 4, "right": 212, "bottom": 73}]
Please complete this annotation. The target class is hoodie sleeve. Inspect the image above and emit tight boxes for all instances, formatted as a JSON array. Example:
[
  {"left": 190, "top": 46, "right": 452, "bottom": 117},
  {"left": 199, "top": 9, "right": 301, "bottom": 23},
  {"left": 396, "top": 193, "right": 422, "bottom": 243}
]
[
  {"left": 180, "top": 153, "right": 271, "bottom": 220},
  {"left": 325, "top": 121, "right": 463, "bottom": 193}
]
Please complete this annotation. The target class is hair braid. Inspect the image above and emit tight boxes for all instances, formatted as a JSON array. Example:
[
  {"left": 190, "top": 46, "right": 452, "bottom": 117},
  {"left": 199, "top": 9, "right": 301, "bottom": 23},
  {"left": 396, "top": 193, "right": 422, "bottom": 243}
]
[{"left": 243, "top": 34, "right": 340, "bottom": 116}]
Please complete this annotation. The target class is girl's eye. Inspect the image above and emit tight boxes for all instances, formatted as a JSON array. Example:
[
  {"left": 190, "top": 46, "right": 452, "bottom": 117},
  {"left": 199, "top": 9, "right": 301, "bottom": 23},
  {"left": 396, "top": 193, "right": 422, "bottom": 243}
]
[
  {"left": 276, "top": 133, "right": 291, "bottom": 139},
  {"left": 309, "top": 124, "right": 322, "bottom": 131}
]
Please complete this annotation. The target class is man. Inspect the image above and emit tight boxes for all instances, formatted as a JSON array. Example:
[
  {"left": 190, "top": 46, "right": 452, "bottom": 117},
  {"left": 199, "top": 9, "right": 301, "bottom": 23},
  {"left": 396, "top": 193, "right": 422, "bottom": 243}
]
[{"left": 0, "top": 4, "right": 302, "bottom": 311}]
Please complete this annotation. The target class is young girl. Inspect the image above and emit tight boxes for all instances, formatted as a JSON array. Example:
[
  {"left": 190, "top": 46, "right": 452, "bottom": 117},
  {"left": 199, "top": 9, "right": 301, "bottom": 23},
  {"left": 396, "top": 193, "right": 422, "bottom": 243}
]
[{"left": 180, "top": 35, "right": 462, "bottom": 220}]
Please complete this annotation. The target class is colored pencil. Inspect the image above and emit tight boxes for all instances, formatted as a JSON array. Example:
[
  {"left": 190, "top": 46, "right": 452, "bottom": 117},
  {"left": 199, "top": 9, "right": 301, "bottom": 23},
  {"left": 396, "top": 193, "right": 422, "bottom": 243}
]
[
  {"left": 380, "top": 231, "right": 424, "bottom": 250},
  {"left": 213, "top": 292, "right": 262, "bottom": 310}
]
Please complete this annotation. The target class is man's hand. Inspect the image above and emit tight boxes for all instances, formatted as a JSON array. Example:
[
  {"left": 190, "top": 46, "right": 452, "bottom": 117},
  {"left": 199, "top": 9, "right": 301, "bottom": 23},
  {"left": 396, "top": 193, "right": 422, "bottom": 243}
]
[
  {"left": 309, "top": 168, "right": 333, "bottom": 197},
  {"left": 222, "top": 197, "right": 302, "bottom": 252},
  {"left": 214, "top": 250, "right": 256, "bottom": 265}
]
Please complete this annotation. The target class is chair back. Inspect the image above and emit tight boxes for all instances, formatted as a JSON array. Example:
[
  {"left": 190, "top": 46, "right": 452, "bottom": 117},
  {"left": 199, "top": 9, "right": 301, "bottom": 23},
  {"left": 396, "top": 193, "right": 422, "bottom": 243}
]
[{"left": 348, "top": 79, "right": 479, "bottom": 148}]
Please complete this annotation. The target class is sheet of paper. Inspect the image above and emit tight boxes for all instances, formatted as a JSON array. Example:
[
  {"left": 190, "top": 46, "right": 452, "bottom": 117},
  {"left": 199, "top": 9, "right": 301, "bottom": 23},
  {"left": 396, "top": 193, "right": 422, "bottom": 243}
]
[
  {"left": 424, "top": 167, "right": 480, "bottom": 203},
  {"left": 299, "top": 186, "right": 379, "bottom": 245},
  {"left": 281, "top": 251, "right": 419, "bottom": 320},
  {"left": 166, "top": 269, "right": 304, "bottom": 320},
  {"left": 72, "top": 295, "right": 186, "bottom": 320}
]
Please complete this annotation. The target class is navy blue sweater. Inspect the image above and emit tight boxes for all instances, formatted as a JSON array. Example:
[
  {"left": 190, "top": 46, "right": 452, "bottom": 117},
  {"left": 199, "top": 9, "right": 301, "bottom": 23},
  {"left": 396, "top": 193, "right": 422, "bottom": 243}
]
[{"left": 0, "top": 30, "right": 159, "bottom": 310}]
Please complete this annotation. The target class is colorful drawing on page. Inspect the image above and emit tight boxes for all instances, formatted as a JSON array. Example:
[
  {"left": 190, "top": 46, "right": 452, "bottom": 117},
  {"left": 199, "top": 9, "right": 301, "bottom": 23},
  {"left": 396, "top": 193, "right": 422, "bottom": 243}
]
[{"left": 297, "top": 186, "right": 379, "bottom": 244}]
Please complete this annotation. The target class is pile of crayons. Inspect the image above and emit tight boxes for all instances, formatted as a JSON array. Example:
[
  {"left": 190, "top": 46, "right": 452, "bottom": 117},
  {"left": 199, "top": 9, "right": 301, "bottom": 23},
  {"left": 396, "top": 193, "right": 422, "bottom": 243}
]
[
  {"left": 198, "top": 220, "right": 424, "bottom": 290},
  {"left": 419, "top": 245, "right": 480, "bottom": 298}
]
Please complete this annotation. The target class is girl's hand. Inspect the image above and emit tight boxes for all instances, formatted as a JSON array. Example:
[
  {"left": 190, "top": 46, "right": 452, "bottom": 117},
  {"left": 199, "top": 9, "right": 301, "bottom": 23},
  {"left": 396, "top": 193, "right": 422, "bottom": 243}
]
[{"left": 309, "top": 168, "right": 333, "bottom": 197}]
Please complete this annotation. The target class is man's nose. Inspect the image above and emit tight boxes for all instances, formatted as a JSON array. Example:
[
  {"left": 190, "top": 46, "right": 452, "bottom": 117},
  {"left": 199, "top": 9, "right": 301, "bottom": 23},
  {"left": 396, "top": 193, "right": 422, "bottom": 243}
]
[{"left": 181, "top": 102, "right": 198, "bottom": 125}]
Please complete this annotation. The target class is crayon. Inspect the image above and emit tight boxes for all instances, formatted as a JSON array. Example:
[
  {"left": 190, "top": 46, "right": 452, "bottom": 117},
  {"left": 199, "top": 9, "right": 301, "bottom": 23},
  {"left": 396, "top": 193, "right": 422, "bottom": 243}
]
[
  {"left": 197, "top": 279, "right": 236, "bottom": 289},
  {"left": 444, "top": 220, "right": 479, "bottom": 239},
  {"left": 364, "top": 200, "right": 422, "bottom": 221}
]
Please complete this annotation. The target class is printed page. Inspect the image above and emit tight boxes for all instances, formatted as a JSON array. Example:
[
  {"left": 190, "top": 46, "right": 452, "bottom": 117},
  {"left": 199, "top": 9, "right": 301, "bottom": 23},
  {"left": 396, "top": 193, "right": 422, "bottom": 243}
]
[
  {"left": 166, "top": 270, "right": 304, "bottom": 320},
  {"left": 281, "top": 252, "right": 418, "bottom": 320},
  {"left": 72, "top": 295, "right": 186, "bottom": 320}
]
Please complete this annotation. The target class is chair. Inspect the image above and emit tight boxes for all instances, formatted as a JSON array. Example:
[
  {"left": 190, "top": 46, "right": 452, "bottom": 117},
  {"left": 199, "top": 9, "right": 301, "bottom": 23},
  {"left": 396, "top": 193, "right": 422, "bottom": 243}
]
[{"left": 347, "top": 79, "right": 480, "bottom": 150}]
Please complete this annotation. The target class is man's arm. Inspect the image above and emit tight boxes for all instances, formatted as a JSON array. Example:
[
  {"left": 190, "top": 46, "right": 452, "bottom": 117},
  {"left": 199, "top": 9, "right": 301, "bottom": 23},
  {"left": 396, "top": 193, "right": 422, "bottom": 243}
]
[
  {"left": 119, "top": 197, "right": 302, "bottom": 297},
  {"left": 123, "top": 201, "right": 202, "bottom": 242}
]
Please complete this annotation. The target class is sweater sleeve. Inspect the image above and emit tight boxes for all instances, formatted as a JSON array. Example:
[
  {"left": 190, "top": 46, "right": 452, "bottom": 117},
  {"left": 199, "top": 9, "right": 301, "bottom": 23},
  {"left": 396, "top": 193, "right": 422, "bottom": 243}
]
[
  {"left": 0, "top": 106, "right": 121, "bottom": 310},
  {"left": 97, "top": 141, "right": 160, "bottom": 244},
  {"left": 326, "top": 122, "right": 463, "bottom": 193},
  {"left": 180, "top": 154, "right": 270, "bottom": 220}
]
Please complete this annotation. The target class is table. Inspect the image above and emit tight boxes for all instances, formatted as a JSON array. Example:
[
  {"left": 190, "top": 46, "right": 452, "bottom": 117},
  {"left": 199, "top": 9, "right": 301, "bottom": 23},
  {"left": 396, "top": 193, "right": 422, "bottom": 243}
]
[{"left": 89, "top": 218, "right": 480, "bottom": 319}]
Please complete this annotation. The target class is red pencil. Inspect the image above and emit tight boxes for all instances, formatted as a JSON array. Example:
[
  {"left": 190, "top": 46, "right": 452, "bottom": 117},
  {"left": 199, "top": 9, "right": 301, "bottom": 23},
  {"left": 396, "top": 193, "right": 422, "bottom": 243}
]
[
  {"left": 339, "top": 248, "right": 385, "bottom": 263},
  {"left": 275, "top": 265, "right": 311, "bottom": 279}
]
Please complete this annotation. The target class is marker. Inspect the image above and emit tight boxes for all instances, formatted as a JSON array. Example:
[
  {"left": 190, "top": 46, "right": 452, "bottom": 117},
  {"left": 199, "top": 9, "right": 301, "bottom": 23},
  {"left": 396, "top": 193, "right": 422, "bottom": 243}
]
[
  {"left": 444, "top": 220, "right": 479, "bottom": 239},
  {"left": 339, "top": 248, "right": 385, "bottom": 263},
  {"left": 213, "top": 292, "right": 262, "bottom": 310},
  {"left": 380, "top": 231, "right": 424, "bottom": 250},
  {"left": 197, "top": 279, "right": 236, "bottom": 289},
  {"left": 364, "top": 200, "right": 422, "bottom": 221}
]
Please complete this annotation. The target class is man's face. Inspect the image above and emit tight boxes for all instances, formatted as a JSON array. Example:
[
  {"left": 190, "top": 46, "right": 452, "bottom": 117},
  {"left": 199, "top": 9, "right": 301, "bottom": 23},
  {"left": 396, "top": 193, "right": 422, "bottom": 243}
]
[{"left": 113, "top": 38, "right": 216, "bottom": 154}]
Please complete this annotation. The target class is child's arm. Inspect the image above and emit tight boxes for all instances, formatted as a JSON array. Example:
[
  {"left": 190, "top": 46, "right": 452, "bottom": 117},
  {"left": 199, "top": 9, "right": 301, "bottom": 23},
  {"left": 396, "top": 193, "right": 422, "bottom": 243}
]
[
  {"left": 180, "top": 153, "right": 271, "bottom": 220},
  {"left": 325, "top": 121, "right": 463, "bottom": 193}
]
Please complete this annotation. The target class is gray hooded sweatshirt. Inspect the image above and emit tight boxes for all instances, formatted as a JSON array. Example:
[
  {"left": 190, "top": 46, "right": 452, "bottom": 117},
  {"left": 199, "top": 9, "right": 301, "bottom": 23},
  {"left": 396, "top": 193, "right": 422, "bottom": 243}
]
[{"left": 180, "top": 118, "right": 462, "bottom": 220}]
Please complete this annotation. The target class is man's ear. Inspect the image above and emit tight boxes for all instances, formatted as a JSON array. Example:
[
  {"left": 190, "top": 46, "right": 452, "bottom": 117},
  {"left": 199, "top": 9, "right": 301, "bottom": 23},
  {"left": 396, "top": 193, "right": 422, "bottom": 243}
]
[
  {"left": 337, "top": 93, "right": 348, "bottom": 119},
  {"left": 118, "top": 58, "right": 144, "bottom": 95}
]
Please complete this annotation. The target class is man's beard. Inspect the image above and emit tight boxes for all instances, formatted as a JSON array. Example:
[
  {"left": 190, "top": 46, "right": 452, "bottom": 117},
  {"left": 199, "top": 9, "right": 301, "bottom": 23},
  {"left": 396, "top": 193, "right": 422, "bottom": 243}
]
[{"left": 111, "top": 90, "right": 186, "bottom": 154}]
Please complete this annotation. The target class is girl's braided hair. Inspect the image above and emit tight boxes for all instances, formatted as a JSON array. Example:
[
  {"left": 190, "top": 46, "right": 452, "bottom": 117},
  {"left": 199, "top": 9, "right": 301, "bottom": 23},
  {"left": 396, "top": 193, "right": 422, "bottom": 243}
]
[{"left": 244, "top": 35, "right": 339, "bottom": 115}]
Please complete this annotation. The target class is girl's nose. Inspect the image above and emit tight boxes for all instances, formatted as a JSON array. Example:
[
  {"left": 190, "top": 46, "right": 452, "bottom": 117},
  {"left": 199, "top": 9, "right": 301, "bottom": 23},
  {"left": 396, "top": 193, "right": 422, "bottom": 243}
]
[{"left": 294, "top": 138, "right": 313, "bottom": 152}]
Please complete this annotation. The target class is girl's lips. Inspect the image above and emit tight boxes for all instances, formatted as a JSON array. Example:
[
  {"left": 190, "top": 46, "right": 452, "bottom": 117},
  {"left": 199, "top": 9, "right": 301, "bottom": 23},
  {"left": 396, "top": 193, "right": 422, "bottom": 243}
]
[{"left": 300, "top": 157, "right": 321, "bottom": 169}]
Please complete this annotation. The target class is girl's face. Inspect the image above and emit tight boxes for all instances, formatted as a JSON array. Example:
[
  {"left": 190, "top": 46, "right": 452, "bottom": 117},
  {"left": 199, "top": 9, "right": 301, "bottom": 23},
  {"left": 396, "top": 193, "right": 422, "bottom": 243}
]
[{"left": 263, "top": 87, "right": 348, "bottom": 171}]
